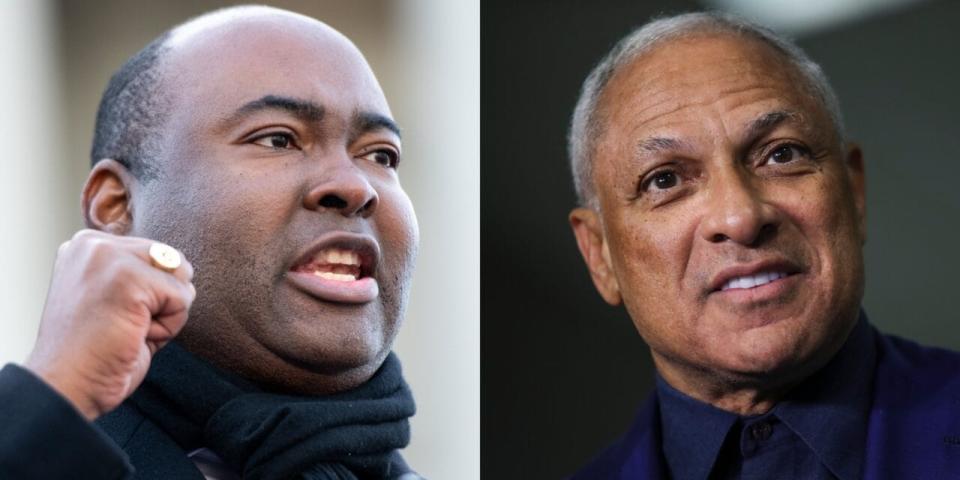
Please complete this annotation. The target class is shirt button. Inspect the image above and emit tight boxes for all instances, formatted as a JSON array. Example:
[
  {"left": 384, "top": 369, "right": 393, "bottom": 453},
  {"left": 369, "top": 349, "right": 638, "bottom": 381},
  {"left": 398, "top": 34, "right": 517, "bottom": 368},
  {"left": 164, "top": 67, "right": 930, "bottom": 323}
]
[{"left": 750, "top": 421, "right": 773, "bottom": 441}]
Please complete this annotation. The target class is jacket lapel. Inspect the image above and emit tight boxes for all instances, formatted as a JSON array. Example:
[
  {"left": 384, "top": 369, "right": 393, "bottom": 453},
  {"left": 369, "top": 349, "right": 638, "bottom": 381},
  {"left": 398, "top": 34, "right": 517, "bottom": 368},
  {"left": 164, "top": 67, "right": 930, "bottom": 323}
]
[
  {"left": 97, "top": 403, "right": 206, "bottom": 480},
  {"left": 862, "top": 332, "right": 960, "bottom": 480}
]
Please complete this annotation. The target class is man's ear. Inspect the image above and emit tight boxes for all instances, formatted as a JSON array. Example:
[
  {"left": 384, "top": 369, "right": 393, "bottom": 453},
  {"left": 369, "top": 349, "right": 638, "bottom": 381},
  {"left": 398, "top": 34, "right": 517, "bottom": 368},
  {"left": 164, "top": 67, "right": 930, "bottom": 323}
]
[
  {"left": 82, "top": 159, "right": 136, "bottom": 235},
  {"left": 569, "top": 207, "right": 622, "bottom": 305},
  {"left": 844, "top": 143, "right": 867, "bottom": 244}
]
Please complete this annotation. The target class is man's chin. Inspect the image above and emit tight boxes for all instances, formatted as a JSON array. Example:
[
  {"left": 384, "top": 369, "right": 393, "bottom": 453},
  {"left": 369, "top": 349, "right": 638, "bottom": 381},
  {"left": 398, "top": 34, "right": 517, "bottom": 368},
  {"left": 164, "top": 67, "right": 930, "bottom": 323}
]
[
  {"left": 283, "top": 316, "right": 397, "bottom": 378},
  {"left": 253, "top": 343, "right": 390, "bottom": 395},
  {"left": 705, "top": 334, "right": 824, "bottom": 386}
]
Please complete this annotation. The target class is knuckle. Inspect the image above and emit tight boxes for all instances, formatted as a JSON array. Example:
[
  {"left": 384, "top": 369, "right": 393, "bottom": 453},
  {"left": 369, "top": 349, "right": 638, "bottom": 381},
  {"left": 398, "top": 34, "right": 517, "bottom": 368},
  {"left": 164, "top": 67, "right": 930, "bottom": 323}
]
[
  {"left": 71, "top": 229, "right": 92, "bottom": 241},
  {"left": 105, "top": 258, "right": 141, "bottom": 285},
  {"left": 72, "top": 229, "right": 104, "bottom": 244},
  {"left": 87, "top": 240, "right": 113, "bottom": 263},
  {"left": 182, "top": 260, "right": 195, "bottom": 280},
  {"left": 183, "top": 285, "right": 197, "bottom": 303}
]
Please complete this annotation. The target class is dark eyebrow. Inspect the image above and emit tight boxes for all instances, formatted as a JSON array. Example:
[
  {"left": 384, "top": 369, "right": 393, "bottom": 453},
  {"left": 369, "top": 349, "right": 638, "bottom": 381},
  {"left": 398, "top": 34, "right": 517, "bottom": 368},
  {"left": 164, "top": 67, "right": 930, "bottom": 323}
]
[
  {"left": 226, "top": 95, "right": 325, "bottom": 126},
  {"left": 744, "top": 110, "right": 800, "bottom": 142},
  {"left": 351, "top": 111, "right": 402, "bottom": 141}
]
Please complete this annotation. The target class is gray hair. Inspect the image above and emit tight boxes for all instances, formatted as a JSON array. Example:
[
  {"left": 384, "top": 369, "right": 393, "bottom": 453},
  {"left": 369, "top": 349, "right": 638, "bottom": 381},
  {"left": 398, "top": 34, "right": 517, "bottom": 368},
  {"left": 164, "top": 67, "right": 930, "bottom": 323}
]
[{"left": 568, "top": 12, "right": 846, "bottom": 208}]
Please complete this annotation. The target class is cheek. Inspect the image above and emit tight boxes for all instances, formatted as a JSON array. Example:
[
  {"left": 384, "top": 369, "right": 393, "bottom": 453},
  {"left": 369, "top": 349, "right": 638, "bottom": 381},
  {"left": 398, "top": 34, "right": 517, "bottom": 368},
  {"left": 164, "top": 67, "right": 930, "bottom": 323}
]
[
  {"left": 386, "top": 188, "right": 419, "bottom": 257},
  {"left": 790, "top": 178, "right": 862, "bottom": 262},
  {"left": 376, "top": 186, "right": 419, "bottom": 291},
  {"left": 606, "top": 209, "right": 697, "bottom": 317},
  {"left": 143, "top": 161, "right": 302, "bottom": 277},
  {"left": 775, "top": 176, "right": 865, "bottom": 313}
]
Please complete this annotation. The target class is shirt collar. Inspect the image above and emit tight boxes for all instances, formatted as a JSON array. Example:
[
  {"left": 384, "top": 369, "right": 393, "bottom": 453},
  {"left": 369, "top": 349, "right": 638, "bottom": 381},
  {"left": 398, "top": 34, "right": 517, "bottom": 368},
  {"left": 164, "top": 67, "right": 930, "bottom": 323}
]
[
  {"left": 656, "top": 374, "right": 738, "bottom": 480},
  {"left": 774, "top": 312, "right": 876, "bottom": 480},
  {"left": 656, "top": 312, "right": 876, "bottom": 480}
]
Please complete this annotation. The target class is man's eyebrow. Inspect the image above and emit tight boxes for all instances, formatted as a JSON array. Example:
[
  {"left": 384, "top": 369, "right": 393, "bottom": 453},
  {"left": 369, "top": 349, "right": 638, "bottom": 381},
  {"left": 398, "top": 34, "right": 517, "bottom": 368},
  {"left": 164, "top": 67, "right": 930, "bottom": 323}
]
[
  {"left": 226, "top": 95, "right": 326, "bottom": 125},
  {"left": 631, "top": 110, "right": 807, "bottom": 163},
  {"left": 351, "top": 111, "right": 402, "bottom": 141},
  {"left": 636, "top": 136, "right": 694, "bottom": 156},
  {"left": 744, "top": 109, "right": 801, "bottom": 141}
]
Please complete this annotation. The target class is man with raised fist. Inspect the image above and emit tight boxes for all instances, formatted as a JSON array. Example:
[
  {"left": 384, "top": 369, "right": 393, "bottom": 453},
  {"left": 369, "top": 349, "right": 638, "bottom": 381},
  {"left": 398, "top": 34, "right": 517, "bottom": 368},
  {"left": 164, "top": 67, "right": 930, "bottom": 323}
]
[{"left": 0, "top": 5, "right": 421, "bottom": 480}]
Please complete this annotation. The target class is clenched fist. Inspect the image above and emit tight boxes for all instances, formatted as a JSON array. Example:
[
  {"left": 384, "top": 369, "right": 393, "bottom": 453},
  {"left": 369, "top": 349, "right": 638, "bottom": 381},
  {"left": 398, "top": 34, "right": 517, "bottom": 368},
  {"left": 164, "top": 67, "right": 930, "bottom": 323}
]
[{"left": 24, "top": 229, "right": 195, "bottom": 421}]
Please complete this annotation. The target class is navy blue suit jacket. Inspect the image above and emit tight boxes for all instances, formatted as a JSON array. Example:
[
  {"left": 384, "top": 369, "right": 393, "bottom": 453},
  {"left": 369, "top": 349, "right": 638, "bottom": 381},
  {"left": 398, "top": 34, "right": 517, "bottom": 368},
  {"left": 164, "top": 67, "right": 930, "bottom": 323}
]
[{"left": 571, "top": 327, "right": 960, "bottom": 479}]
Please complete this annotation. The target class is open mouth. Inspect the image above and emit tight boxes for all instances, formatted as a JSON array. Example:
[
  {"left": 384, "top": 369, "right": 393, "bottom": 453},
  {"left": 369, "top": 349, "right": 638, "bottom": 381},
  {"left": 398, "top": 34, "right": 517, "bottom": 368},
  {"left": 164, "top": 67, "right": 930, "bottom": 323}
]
[
  {"left": 292, "top": 247, "right": 367, "bottom": 282},
  {"left": 287, "top": 234, "right": 380, "bottom": 304},
  {"left": 708, "top": 258, "right": 804, "bottom": 295}
]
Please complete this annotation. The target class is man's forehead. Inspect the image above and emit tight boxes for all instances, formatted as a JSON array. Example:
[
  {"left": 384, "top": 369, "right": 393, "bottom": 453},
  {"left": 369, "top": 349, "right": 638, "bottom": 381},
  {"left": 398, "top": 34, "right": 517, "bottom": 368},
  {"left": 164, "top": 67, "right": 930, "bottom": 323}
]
[
  {"left": 619, "top": 37, "right": 796, "bottom": 96},
  {"left": 160, "top": 9, "right": 390, "bottom": 126},
  {"left": 163, "top": 7, "right": 364, "bottom": 85},
  {"left": 601, "top": 34, "right": 821, "bottom": 141},
  {"left": 166, "top": 6, "right": 337, "bottom": 50}
]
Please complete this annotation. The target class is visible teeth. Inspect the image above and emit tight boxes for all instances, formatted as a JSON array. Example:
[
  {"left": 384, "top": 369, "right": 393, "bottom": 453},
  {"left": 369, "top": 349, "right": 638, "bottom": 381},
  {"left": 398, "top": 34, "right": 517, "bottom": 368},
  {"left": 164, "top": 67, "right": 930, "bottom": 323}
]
[
  {"left": 313, "top": 271, "right": 357, "bottom": 282},
  {"left": 315, "top": 248, "right": 360, "bottom": 266},
  {"left": 721, "top": 271, "right": 786, "bottom": 291}
]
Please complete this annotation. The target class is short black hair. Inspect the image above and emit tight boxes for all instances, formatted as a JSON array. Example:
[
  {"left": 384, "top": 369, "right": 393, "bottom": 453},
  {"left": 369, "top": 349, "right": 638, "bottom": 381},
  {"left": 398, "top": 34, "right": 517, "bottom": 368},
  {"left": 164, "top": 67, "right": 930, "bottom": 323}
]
[{"left": 90, "top": 31, "right": 172, "bottom": 180}]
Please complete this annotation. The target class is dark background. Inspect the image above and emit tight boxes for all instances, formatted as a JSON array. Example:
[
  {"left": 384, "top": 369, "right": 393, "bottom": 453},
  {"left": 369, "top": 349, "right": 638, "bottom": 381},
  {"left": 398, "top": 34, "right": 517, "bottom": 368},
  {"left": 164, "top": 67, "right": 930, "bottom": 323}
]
[{"left": 482, "top": 0, "right": 960, "bottom": 478}]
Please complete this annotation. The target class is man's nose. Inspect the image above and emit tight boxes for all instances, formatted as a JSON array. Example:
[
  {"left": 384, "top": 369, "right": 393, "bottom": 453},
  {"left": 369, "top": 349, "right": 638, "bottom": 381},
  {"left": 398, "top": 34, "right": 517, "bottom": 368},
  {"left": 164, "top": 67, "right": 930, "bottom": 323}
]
[
  {"left": 699, "top": 169, "right": 779, "bottom": 246},
  {"left": 302, "top": 154, "right": 379, "bottom": 218}
]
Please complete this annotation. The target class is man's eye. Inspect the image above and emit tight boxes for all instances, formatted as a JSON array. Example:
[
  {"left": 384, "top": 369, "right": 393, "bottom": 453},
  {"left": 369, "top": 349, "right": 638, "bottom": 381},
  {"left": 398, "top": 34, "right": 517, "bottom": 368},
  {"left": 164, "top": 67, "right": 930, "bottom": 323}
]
[
  {"left": 252, "top": 133, "right": 296, "bottom": 150},
  {"left": 765, "top": 144, "right": 808, "bottom": 164},
  {"left": 646, "top": 170, "right": 679, "bottom": 191},
  {"left": 360, "top": 149, "right": 400, "bottom": 169}
]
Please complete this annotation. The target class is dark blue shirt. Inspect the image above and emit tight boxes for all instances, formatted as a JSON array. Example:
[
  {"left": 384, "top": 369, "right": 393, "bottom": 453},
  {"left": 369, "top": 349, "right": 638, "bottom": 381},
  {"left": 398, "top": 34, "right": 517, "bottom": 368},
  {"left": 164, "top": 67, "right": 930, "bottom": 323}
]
[{"left": 657, "top": 315, "right": 876, "bottom": 480}]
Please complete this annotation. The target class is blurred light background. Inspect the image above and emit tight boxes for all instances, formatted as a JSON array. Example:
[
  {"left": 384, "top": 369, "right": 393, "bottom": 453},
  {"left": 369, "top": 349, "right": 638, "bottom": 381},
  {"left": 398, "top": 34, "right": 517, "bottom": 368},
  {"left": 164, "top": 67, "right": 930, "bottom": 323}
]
[
  {"left": 0, "top": 1, "right": 478, "bottom": 479},
  {"left": 707, "top": 0, "right": 926, "bottom": 35},
  {"left": 484, "top": 0, "right": 960, "bottom": 478}
]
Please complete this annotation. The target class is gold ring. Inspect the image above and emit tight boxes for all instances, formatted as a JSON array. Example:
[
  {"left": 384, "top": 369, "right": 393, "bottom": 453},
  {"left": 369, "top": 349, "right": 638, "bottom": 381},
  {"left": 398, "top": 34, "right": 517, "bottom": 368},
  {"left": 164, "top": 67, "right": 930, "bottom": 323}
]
[{"left": 149, "top": 242, "right": 181, "bottom": 273}]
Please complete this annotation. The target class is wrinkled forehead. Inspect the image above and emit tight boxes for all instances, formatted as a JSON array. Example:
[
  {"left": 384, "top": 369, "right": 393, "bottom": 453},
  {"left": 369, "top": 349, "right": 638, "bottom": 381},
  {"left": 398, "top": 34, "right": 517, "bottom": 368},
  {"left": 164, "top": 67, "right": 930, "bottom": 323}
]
[
  {"left": 162, "top": 10, "right": 391, "bottom": 128},
  {"left": 597, "top": 34, "right": 826, "bottom": 140}
]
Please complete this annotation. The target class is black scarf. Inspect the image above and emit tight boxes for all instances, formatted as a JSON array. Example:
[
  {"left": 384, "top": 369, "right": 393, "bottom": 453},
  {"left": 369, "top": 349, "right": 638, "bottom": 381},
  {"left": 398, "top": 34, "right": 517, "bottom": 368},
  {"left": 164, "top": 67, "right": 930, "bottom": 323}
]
[{"left": 129, "top": 342, "right": 416, "bottom": 479}]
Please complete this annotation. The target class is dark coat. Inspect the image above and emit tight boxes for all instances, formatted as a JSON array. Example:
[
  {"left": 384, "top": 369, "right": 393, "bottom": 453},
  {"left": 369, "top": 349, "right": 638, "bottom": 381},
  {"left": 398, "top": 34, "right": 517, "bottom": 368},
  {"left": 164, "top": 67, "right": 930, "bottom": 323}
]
[
  {"left": 96, "top": 403, "right": 206, "bottom": 479},
  {"left": 0, "top": 364, "right": 136, "bottom": 479}
]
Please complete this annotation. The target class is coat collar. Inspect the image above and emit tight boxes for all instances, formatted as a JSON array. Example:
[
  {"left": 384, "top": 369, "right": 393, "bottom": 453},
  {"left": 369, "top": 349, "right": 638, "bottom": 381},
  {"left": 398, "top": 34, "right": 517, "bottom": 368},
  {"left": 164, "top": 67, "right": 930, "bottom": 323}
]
[{"left": 96, "top": 403, "right": 205, "bottom": 480}]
